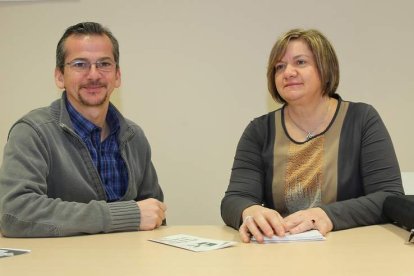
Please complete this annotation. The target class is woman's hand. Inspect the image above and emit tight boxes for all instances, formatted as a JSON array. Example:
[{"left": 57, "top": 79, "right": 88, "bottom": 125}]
[
  {"left": 239, "top": 205, "right": 287, "bottom": 243},
  {"left": 284, "top": 207, "right": 333, "bottom": 235}
]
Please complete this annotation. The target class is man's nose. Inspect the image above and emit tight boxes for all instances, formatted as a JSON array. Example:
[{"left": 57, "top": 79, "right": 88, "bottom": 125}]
[{"left": 86, "top": 63, "right": 101, "bottom": 78}]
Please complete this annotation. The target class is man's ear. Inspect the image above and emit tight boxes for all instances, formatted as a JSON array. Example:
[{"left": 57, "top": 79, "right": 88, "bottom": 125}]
[
  {"left": 115, "top": 67, "right": 121, "bottom": 88},
  {"left": 54, "top": 67, "right": 65, "bottom": 89}
]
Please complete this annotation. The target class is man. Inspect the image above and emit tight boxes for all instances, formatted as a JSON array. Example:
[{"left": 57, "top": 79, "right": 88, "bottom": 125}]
[{"left": 0, "top": 22, "right": 166, "bottom": 237}]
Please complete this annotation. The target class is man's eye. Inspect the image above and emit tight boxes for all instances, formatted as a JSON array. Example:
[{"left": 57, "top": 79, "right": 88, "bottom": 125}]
[
  {"left": 72, "top": 62, "right": 89, "bottom": 68},
  {"left": 98, "top": 62, "right": 112, "bottom": 68}
]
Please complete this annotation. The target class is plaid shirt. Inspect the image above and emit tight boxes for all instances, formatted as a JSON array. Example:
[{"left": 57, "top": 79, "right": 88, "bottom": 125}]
[{"left": 66, "top": 97, "right": 128, "bottom": 202}]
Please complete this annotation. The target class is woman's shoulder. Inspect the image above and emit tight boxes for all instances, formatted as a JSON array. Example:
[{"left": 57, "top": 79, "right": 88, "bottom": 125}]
[
  {"left": 341, "top": 99, "right": 378, "bottom": 117},
  {"left": 251, "top": 105, "right": 284, "bottom": 124},
  {"left": 240, "top": 109, "right": 281, "bottom": 144},
  {"left": 339, "top": 98, "right": 382, "bottom": 128},
  {"left": 247, "top": 109, "right": 280, "bottom": 132},
  {"left": 336, "top": 93, "right": 373, "bottom": 110},
  {"left": 253, "top": 110, "right": 277, "bottom": 122}
]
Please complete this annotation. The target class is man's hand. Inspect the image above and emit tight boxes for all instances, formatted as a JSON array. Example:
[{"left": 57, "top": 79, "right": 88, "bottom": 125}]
[
  {"left": 239, "top": 205, "right": 286, "bottom": 243},
  {"left": 137, "top": 198, "right": 167, "bottom": 231}
]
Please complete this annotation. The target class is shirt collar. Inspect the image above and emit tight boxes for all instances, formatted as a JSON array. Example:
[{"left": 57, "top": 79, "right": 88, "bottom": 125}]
[{"left": 65, "top": 94, "right": 120, "bottom": 140}]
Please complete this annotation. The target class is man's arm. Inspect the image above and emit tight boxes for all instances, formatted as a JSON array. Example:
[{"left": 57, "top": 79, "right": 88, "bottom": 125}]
[{"left": 0, "top": 122, "right": 141, "bottom": 237}]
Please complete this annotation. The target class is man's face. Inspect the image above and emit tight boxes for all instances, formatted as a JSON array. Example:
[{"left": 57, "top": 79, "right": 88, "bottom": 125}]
[{"left": 55, "top": 34, "right": 121, "bottom": 113}]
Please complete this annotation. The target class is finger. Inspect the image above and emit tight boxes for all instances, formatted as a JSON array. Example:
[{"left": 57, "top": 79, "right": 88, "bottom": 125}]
[
  {"left": 283, "top": 211, "right": 306, "bottom": 231},
  {"left": 158, "top": 209, "right": 166, "bottom": 221},
  {"left": 288, "top": 219, "right": 314, "bottom": 234},
  {"left": 283, "top": 218, "right": 299, "bottom": 232},
  {"left": 159, "top": 202, "right": 167, "bottom": 212},
  {"left": 268, "top": 214, "right": 286, "bottom": 236},
  {"left": 239, "top": 219, "right": 252, "bottom": 243},
  {"left": 245, "top": 217, "right": 267, "bottom": 243},
  {"left": 312, "top": 207, "right": 333, "bottom": 235},
  {"left": 253, "top": 215, "right": 276, "bottom": 238},
  {"left": 145, "top": 198, "right": 167, "bottom": 211},
  {"left": 152, "top": 214, "right": 164, "bottom": 229},
  {"left": 313, "top": 219, "right": 330, "bottom": 235},
  {"left": 156, "top": 217, "right": 164, "bottom": 228}
]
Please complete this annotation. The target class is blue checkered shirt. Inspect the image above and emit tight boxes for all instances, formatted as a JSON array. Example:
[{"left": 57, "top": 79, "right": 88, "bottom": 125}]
[{"left": 65, "top": 97, "right": 128, "bottom": 202}]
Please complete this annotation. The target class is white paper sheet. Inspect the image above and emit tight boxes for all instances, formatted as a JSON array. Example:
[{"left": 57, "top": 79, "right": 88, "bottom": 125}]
[
  {"left": 149, "top": 234, "right": 236, "bottom": 252},
  {"left": 251, "top": 230, "right": 326, "bottom": 243},
  {"left": 0, "top": 248, "right": 31, "bottom": 258}
]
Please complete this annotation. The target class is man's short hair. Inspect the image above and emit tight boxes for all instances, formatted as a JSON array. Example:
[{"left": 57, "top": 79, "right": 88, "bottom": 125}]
[{"left": 56, "top": 22, "right": 120, "bottom": 73}]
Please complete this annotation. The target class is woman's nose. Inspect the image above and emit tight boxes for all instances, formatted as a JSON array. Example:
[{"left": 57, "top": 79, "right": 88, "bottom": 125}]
[{"left": 283, "top": 64, "right": 297, "bottom": 78}]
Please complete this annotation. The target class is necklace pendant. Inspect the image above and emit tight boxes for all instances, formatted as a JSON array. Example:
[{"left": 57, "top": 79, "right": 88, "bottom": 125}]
[{"left": 306, "top": 132, "right": 314, "bottom": 141}]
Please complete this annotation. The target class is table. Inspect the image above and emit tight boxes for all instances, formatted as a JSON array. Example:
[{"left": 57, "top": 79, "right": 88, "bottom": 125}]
[{"left": 1, "top": 224, "right": 413, "bottom": 275}]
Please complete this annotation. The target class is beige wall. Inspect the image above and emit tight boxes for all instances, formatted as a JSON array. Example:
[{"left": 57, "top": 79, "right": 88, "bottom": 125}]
[{"left": 1, "top": 0, "right": 413, "bottom": 225}]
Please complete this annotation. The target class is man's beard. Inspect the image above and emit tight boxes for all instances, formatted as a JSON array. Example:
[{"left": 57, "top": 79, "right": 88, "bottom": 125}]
[
  {"left": 79, "top": 92, "right": 108, "bottom": 106},
  {"left": 79, "top": 81, "right": 109, "bottom": 107}
]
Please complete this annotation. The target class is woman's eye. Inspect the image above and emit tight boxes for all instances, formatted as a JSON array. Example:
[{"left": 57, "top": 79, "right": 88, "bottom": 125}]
[
  {"left": 275, "top": 64, "right": 285, "bottom": 71},
  {"left": 297, "top": 59, "right": 306, "bottom": 65}
]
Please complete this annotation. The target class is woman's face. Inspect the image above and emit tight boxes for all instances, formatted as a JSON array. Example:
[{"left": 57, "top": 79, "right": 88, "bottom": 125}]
[{"left": 274, "top": 39, "right": 323, "bottom": 105}]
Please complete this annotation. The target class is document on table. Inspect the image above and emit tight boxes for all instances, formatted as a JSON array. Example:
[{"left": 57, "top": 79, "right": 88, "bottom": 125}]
[
  {"left": 251, "top": 230, "right": 326, "bottom": 243},
  {"left": 0, "top": 248, "right": 31, "bottom": 258},
  {"left": 149, "top": 234, "right": 236, "bottom": 252}
]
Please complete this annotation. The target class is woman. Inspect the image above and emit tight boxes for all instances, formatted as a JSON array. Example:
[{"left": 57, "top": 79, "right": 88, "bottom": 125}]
[{"left": 220, "top": 29, "right": 404, "bottom": 243}]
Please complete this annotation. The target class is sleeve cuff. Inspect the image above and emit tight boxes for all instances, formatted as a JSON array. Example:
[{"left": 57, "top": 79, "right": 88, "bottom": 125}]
[{"left": 106, "top": 201, "right": 140, "bottom": 233}]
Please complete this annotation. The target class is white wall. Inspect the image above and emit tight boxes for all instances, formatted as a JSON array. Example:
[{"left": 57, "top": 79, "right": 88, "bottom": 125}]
[
  {"left": 402, "top": 172, "right": 414, "bottom": 195},
  {"left": 1, "top": 0, "right": 413, "bottom": 225}
]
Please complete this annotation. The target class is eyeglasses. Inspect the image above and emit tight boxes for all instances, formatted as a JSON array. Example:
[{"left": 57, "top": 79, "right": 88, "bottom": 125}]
[{"left": 65, "top": 59, "right": 116, "bottom": 73}]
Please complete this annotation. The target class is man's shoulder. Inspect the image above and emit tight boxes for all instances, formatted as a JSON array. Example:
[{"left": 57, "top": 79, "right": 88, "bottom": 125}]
[
  {"left": 123, "top": 117, "right": 145, "bottom": 134},
  {"left": 117, "top": 115, "right": 150, "bottom": 145},
  {"left": 17, "top": 105, "right": 56, "bottom": 128},
  {"left": 108, "top": 103, "right": 144, "bottom": 135},
  {"left": 6, "top": 104, "right": 59, "bottom": 142}
]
